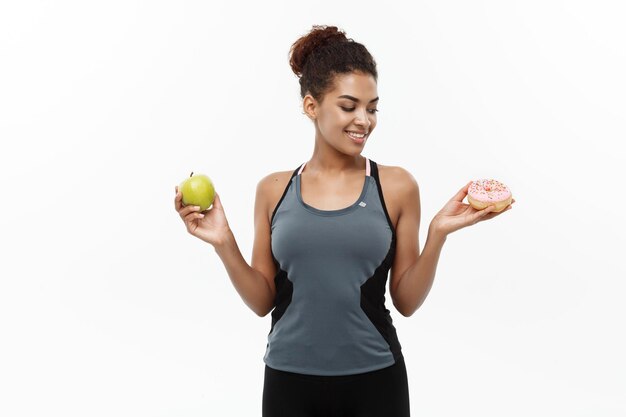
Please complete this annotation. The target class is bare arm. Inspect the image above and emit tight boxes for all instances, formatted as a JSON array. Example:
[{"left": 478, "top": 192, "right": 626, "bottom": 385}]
[
  {"left": 175, "top": 175, "right": 279, "bottom": 317},
  {"left": 213, "top": 174, "right": 278, "bottom": 317},
  {"left": 389, "top": 168, "right": 446, "bottom": 317},
  {"left": 213, "top": 230, "right": 275, "bottom": 317},
  {"left": 390, "top": 173, "right": 511, "bottom": 317},
  {"left": 392, "top": 226, "right": 447, "bottom": 317}
]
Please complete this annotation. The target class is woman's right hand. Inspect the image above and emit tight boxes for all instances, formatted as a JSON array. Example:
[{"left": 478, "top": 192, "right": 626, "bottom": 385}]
[{"left": 174, "top": 185, "right": 232, "bottom": 247}]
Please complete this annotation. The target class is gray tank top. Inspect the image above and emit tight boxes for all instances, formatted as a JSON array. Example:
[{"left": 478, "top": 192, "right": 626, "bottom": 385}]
[{"left": 263, "top": 157, "right": 403, "bottom": 376}]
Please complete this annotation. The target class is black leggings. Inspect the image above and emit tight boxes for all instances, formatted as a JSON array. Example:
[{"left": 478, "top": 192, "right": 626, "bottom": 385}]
[{"left": 262, "top": 356, "right": 410, "bottom": 417}]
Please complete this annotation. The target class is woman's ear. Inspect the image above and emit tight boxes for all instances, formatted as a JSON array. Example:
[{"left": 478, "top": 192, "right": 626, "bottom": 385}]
[{"left": 302, "top": 94, "right": 317, "bottom": 120}]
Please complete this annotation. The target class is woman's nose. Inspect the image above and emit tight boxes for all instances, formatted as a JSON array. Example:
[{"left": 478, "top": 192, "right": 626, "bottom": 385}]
[{"left": 354, "top": 109, "right": 371, "bottom": 128}]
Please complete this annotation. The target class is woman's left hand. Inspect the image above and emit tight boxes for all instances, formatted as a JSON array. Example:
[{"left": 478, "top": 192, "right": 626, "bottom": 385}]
[{"left": 431, "top": 181, "right": 515, "bottom": 237}]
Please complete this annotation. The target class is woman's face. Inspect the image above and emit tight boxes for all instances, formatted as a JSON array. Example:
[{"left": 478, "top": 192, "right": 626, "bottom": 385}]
[{"left": 304, "top": 71, "right": 379, "bottom": 155}]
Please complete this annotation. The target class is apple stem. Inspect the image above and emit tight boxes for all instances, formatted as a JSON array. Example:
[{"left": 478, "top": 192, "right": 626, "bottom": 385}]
[{"left": 190, "top": 171, "right": 193, "bottom": 177}]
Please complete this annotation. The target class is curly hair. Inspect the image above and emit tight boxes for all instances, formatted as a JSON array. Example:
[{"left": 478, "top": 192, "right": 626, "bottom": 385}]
[{"left": 288, "top": 25, "right": 378, "bottom": 103}]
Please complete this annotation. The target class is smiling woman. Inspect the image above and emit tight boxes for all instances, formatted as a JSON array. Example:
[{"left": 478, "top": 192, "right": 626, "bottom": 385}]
[
  {"left": 290, "top": 26, "right": 380, "bottom": 155},
  {"left": 258, "top": 25, "right": 414, "bottom": 417},
  {"left": 174, "top": 23, "right": 513, "bottom": 417}
]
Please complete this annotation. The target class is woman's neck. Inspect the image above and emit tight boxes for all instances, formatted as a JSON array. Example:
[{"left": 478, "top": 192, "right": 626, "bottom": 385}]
[{"left": 307, "top": 139, "right": 365, "bottom": 176}]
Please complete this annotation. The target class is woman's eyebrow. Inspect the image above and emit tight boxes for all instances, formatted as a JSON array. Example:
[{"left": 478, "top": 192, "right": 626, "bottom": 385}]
[{"left": 337, "top": 95, "right": 379, "bottom": 103}]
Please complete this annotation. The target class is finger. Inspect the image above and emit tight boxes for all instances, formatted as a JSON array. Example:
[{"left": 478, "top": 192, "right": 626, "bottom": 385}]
[
  {"left": 482, "top": 204, "right": 513, "bottom": 221},
  {"left": 184, "top": 210, "right": 204, "bottom": 223},
  {"left": 179, "top": 204, "right": 202, "bottom": 218},
  {"left": 451, "top": 181, "right": 473, "bottom": 203},
  {"left": 211, "top": 192, "right": 222, "bottom": 210},
  {"left": 473, "top": 204, "right": 496, "bottom": 222},
  {"left": 174, "top": 186, "right": 182, "bottom": 211}
]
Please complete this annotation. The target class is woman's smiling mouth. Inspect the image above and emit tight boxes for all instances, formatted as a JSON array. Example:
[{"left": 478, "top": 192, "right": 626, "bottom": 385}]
[{"left": 345, "top": 130, "right": 368, "bottom": 144}]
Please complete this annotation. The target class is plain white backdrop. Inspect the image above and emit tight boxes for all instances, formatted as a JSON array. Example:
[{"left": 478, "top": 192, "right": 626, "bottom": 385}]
[{"left": 1, "top": 0, "right": 624, "bottom": 415}]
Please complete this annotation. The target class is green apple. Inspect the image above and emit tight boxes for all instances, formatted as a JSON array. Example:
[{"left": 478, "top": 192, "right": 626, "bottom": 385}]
[{"left": 179, "top": 172, "right": 215, "bottom": 211}]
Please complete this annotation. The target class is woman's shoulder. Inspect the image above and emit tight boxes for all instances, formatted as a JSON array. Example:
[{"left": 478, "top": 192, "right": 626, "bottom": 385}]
[
  {"left": 257, "top": 169, "right": 295, "bottom": 194},
  {"left": 256, "top": 169, "right": 296, "bottom": 222},
  {"left": 372, "top": 162, "right": 420, "bottom": 229},
  {"left": 375, "top": 162, "right": 419, "bottom": 193}
]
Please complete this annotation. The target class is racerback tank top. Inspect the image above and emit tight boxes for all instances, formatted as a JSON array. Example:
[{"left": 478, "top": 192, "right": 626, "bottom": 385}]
[{"left": 263, "top": 157, "right": 403, "bottom": 376}]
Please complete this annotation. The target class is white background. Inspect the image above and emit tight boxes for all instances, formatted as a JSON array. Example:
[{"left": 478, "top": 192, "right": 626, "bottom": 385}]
[{"left": 1, "top": 0, "right": 624, "bottom": 416}]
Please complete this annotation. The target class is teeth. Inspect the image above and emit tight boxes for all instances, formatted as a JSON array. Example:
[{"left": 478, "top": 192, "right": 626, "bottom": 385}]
[{"left": 346, "top": 131, "right": 366, "bottom": 138}]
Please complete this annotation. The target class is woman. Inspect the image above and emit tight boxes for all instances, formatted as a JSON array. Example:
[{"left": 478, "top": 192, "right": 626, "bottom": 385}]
[{"left": 174, "top": 25, "right": 514, "bottom": 417}]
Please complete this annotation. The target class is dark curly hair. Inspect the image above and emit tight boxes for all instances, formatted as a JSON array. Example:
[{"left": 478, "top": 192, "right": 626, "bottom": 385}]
[{"left": 288, "top": 25, "right": 378, "bottom": 103}]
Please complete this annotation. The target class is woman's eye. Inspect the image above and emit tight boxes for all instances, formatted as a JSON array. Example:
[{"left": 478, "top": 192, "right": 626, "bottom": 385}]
[{"left": 340, "top": 106, "right": 379, "bottom": 114}]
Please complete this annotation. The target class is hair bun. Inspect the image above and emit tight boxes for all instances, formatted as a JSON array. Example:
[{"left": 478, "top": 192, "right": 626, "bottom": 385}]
[{"left": 289, "top": 25, "right": 349, "bottom": 77}]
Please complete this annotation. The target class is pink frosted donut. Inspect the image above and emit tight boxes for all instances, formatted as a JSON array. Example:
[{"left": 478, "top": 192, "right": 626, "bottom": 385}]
[{"left": 467, "top": 179, "right": 512, "bottom": 212}]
